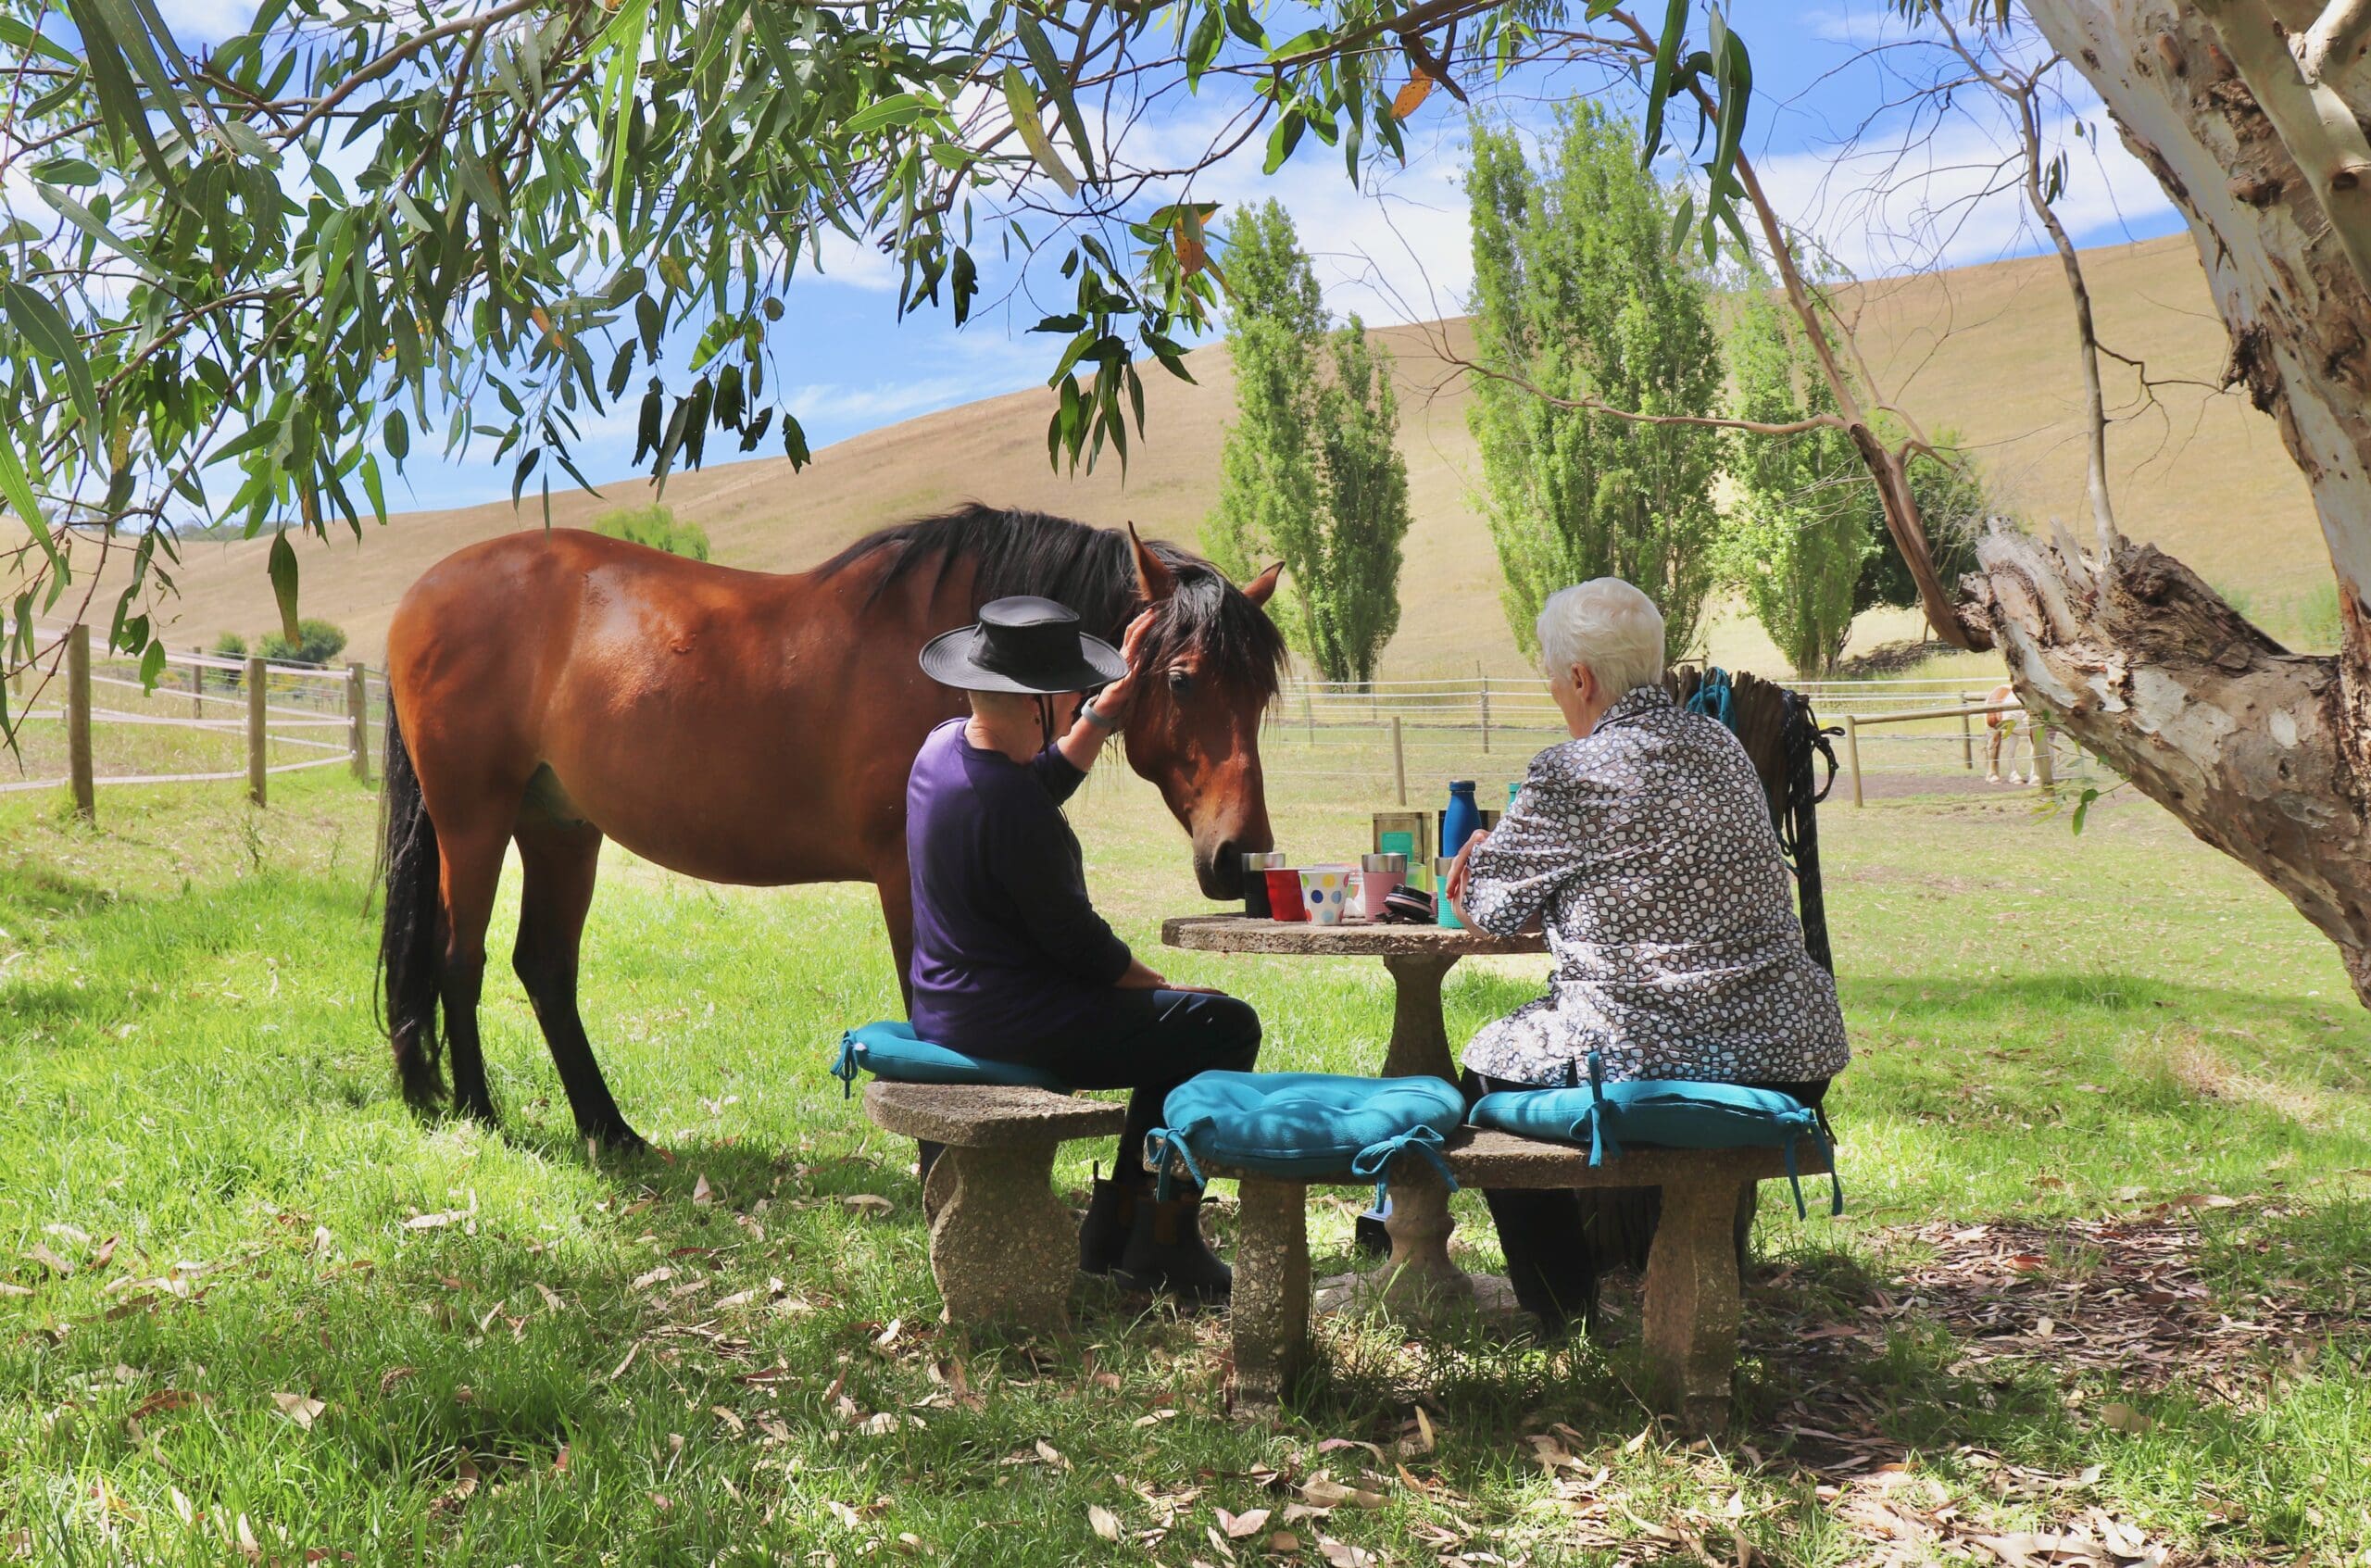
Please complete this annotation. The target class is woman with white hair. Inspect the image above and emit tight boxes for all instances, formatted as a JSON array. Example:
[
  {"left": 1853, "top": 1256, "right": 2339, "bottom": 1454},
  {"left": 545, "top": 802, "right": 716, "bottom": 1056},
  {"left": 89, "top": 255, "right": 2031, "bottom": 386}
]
[{"left": 1445, "top": 577, "right": 1849, "bottom": 1332}]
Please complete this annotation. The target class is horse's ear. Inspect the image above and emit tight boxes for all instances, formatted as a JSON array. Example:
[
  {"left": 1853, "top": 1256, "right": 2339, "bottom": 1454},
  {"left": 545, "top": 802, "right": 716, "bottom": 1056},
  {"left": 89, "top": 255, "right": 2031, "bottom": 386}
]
[
  {"left": 1242, "top": 560, "right": 1284, "bottom": 608},
  {"left": 1128, "top": 521, "right": 1177, "bottom": 604}
]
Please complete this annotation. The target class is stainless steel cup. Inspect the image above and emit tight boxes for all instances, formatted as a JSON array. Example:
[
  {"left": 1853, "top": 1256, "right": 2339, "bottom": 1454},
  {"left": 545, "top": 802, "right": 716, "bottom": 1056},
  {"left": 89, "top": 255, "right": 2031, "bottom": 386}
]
[
  {"left": 1242, "top": 850, "right": 1288, "bottom": 918},
  {"left": 1355, "top": 852, "right": 1407, "bottom": 922}
]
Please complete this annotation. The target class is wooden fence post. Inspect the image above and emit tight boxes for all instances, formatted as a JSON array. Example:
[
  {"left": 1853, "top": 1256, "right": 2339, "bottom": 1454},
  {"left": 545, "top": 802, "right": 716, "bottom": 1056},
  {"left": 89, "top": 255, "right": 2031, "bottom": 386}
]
[
  {"left": 246, "top": 657, "right": 267, "bottom": 806},
  {"left": 2033, "top": 718, "right": 2055, "bottom": 793},
  {"left": 346, "top": 662, "right": 370, "bottom": 782},
  {"left": 1391, "top": 714, "right": 1407, "bottom": 806},
  {"left": 1844, "top": 713, "right": 1864, "bottom": 809},
  {"left": 191, "top": 649, "right": 205, "bottom": 717},
  {"left": 1478, "top": 664, "right": 1491, "bottom": 754},
  {"left": 1302, "top": 684, "right": 1315, "bottom": 746},
  {"left": 1959, "top": 694, "right": 1976, "bottom": 771},
  {"left": 68, "top": 624, "right": 94, "bottom": 822}
]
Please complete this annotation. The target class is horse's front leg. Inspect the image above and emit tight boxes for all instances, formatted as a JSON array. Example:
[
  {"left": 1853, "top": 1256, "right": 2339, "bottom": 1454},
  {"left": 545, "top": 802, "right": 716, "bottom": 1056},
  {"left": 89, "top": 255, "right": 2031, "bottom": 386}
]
[{"left": 514, "top": 820, "right": 646, "bottom": 1153}]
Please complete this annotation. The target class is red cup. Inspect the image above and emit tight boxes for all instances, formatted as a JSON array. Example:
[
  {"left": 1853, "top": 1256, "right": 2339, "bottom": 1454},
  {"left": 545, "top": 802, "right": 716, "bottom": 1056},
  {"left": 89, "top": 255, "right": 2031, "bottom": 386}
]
[{"left": 1264, "top": 867, "right": 1308, "bottom": 921}]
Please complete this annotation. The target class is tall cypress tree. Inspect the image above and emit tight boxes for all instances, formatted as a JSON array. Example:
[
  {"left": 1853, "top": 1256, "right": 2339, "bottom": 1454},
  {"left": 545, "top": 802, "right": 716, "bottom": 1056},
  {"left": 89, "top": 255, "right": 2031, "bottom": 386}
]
[
  {"left": 1465, "top": 107, "right": 1726, "bottom": 660},
  {"left": 1721, "top": 287, "right": 1872, "bottom": 675},
  {"left": 1205, "top": 200, "right": 1412, "bottom": 683}
]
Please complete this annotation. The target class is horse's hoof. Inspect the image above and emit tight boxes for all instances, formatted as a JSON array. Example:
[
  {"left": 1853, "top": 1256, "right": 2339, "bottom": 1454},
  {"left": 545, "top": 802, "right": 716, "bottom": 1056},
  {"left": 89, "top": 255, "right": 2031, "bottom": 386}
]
[{"left": 587, "top": 1123, "right": 650, "bottom": 1157}]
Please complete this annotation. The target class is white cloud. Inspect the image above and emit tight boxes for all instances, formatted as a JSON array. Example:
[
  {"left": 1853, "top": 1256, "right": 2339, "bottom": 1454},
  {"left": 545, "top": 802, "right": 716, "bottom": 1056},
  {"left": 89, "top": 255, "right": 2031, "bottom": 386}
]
[
  {"left": 1116, "top": 104, "right": 1476, "bottom": 327},
  {"left": 793, "top": 228, "right": 902, "bottom": 293},
  {"left": 153, "top": 0, "right": 257, "bottom": 43},
  {"left": 1752, "top": 91, "right": 2178, "bottom": 277}
]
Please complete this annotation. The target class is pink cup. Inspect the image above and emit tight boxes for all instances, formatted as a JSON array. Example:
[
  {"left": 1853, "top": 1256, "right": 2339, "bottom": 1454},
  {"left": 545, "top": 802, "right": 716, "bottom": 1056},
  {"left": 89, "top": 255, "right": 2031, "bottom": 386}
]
[
  {"left": 1264, "top": 867, "right": 1309, "bottom": 922},
  {"left": 1355, "top": 852, "right": 1407, "bottom": 921}
]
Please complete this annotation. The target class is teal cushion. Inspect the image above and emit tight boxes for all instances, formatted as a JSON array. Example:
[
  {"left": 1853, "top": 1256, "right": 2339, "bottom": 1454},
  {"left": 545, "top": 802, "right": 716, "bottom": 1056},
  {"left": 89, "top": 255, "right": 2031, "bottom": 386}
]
[
  {"left": 830, "top": 1022, "right": 1069, "bottom": 1097},
  {"left": 1466, "top": 1052, "right": 1841, "bottom": 1217},
  {"left": 1144, "top": 1071, "right": 1466, "bottom": 1206}
]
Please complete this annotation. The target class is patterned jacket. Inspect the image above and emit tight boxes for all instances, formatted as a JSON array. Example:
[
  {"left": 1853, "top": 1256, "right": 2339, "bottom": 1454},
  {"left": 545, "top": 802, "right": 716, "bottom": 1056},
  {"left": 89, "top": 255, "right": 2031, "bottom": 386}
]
[{"left": 1461, "top": 684, "right": 1850, "bottom": 1087}]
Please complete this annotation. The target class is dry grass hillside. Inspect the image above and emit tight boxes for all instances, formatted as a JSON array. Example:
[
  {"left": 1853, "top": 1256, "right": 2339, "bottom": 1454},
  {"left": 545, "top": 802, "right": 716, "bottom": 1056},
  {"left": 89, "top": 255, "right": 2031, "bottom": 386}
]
[{"left": 13, "top": 232, "right": 2334, "bottom": 676}]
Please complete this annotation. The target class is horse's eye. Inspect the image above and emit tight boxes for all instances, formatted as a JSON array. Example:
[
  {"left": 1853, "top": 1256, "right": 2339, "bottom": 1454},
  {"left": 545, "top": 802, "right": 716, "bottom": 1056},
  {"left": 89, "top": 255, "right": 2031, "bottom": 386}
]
[{"left": 1168, "top": 669, "right": 1195, "bottom": 698}]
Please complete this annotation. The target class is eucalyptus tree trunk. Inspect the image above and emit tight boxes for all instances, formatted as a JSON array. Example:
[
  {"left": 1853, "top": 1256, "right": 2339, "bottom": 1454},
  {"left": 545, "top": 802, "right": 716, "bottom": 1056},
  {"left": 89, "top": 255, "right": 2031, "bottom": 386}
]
[{"left": 1972, "top": 0, "right": 2371, "bottom": 1000}]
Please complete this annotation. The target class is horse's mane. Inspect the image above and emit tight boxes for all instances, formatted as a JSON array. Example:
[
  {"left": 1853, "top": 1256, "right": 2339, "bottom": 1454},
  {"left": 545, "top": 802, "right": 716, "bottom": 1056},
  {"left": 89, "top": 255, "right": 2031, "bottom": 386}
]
[{"left": 815, "top": 503, "right": 1286, "bottom": 702}]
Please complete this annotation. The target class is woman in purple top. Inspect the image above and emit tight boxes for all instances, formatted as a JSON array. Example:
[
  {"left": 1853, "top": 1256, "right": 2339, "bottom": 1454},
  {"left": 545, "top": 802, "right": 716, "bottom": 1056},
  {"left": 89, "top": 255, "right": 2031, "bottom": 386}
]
[{"left": 907, "top": 596, "right": 1261, "bottom": 1300}]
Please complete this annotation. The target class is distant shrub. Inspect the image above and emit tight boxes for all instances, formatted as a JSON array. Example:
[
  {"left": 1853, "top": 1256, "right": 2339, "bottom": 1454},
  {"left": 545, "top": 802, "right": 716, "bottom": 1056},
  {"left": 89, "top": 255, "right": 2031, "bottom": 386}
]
[
  {"left": 210, "top": 633, "right": 247, "bottom": 660},
  {"left": 257, "top": 619, "right": 348, "bottom": 667},
  {"left": 594, "top": 504, "right": 710, "bottom": 560}
]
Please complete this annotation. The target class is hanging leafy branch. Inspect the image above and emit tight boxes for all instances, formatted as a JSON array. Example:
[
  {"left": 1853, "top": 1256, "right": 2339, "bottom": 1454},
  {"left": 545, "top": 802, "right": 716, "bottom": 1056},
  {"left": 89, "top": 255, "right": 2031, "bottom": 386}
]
[{"left": 0, "top": 0, "right": 1773, "bottom": 735}]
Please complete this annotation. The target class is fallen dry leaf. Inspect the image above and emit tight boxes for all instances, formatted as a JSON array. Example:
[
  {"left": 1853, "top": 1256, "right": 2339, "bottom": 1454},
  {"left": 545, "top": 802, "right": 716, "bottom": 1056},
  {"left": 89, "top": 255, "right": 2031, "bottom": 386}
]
[
  {"left": 0, "top": 1282, "right": 31, "bottom": 1298},
  {"left": 23, "top": 1244, "right": 73, "bottom": 1276},
  {"left": 402, "top": 1210, "right": 468, "bottom": 1231},
  {"left": 1218, "top": 1507, "right": 1271, "bottom": 1538},
  {"left": 378, "top": 1367, "right": 418, "bottom": 1397},
  {"left": 842, "top": 1194, "right": 893, "bottom": 1217},
  {"left": 2101, "top": 1402, "right": 2156, "bottom": 1435},
  {"left": 428, "top": 1458, "right": 479, "bottom": 1517},
  {"left": 128, "top": 1389, "right": 207, "bottom": 1420},
  {"left": 1088, "top": 1504, "right": 1123, "bottom": 1543},
  {"left": 270, "top": 1392, "right": 325, "bottom": 1429},
  {"left": 692, "top": 1174, "right": 715, "bottom": 1208}
]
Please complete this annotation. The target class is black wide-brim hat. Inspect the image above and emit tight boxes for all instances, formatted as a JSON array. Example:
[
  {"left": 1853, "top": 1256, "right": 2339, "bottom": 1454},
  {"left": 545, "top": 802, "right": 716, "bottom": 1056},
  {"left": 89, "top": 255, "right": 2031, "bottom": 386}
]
[{"left": 918, "top": 595, "right": 1128, "bottom": 695}]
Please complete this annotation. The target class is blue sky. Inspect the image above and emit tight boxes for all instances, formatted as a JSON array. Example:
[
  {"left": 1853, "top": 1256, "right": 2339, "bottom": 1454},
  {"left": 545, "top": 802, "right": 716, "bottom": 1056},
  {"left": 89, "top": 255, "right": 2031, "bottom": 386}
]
[{"left": 140, "top": 0, "right": 2185, "bottom": 518}]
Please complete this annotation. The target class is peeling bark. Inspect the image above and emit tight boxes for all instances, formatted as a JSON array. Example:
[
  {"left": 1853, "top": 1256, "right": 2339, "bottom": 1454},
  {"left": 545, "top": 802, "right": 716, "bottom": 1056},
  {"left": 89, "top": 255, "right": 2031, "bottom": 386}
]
[
  {"left": 1967, "top": 528, "right": 2371, "bottom": 999},
  {"left": 1952, "top": 0, "right": 2371, "bottom": 1000}
]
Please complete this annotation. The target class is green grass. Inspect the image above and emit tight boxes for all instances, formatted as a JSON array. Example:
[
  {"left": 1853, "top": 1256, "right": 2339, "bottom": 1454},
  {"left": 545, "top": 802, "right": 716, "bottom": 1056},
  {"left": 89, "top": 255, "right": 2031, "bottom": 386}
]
[{"left": 4, "top": 757, "right": 2369, "bottom": 1565}]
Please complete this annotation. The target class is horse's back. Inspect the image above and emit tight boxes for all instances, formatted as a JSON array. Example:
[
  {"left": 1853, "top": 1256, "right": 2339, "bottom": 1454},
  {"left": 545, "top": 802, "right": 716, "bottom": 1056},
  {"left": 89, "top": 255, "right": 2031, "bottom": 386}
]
[{"left": 386, "top": 527, "right": 915, "bottom": 884}]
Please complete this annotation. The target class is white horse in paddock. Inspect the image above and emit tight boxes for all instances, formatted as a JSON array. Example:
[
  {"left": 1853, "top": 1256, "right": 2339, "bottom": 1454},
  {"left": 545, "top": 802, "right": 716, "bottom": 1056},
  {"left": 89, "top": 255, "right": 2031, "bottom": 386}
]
[{"left": 1985, "top": 684, "right": 2027, "bottom": 784}]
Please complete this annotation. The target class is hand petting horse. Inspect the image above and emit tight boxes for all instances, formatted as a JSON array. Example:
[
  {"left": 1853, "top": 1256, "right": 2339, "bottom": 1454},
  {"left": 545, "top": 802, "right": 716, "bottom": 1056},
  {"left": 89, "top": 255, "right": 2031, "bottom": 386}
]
[{"left": 375, "top": 504, "right": 1286, "bottom": 1150}]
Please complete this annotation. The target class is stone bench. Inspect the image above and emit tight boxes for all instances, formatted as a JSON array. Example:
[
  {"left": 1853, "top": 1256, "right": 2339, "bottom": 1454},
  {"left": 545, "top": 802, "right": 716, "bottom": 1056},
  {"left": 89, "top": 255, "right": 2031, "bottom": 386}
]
[
  {"left": 1210, "top": 1126, "right": 1834, "bottom": 1434},
  {"left": 861, "top": 1081, "right": 1124, "bottom": 1333}
]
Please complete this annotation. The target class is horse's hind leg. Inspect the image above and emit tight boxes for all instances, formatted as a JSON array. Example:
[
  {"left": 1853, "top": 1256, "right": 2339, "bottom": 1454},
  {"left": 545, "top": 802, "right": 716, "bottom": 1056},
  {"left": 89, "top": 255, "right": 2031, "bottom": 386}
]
[
  {"left": 437, "top": 822, "right": 510, "bottom": 1126},
  {"left": 513, "top": 821, "right": 646, "bottom": 1152}
]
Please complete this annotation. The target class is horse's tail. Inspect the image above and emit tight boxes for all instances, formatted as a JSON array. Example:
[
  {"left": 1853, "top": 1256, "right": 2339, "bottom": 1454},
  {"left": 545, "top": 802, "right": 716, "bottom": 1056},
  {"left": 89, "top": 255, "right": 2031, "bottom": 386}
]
[{"left": 375, "top": 702, "right": 446, "bottom": 1108}]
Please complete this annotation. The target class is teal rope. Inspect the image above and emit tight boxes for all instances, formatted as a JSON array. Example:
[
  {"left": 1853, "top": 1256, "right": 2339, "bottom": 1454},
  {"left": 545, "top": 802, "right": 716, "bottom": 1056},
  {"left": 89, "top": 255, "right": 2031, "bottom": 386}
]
[
  {"left": 830, "top": 1035, "right": 861, "bottom": 1099},
  {"left": 1142, "top": 1126, "right": 1205, "bottom": 1199},
  {"left": 1349, "top": 1125, "right": 1459, "bottom": 1213},
  {"left": 1684, "top": 666, "right": 1736, "bottom": 733}
]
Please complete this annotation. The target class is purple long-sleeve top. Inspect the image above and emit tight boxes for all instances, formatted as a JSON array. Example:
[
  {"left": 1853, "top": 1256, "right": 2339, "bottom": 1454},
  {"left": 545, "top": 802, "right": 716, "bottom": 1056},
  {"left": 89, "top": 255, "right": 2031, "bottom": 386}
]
[{"left": 905, "top": 717, "right": 1134, "bottom": 1046}]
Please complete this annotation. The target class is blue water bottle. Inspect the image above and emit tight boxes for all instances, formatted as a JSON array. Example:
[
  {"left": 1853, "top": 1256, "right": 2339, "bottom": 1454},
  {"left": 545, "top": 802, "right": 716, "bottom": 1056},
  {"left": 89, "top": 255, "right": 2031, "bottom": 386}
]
[{"left": 1442, "top": 780, "right": 1481, "bottom": 864}]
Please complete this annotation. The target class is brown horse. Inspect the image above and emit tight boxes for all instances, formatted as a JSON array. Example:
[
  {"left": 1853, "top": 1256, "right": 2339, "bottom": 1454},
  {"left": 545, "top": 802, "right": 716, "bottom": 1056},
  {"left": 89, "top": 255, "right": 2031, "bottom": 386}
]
[{"left": 377, "top": 504, "right": 1286, "bottom": 1150}]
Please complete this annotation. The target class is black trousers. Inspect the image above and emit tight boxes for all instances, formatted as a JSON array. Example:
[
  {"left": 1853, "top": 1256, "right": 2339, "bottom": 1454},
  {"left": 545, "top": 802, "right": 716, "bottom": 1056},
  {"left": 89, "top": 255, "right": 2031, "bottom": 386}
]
[
  {"left": 1460, "top": 1068, "right": 1831, "bottom": 1329},
  {"left": 983, "top": 990, "right": 1262, "bottom": 1182}
]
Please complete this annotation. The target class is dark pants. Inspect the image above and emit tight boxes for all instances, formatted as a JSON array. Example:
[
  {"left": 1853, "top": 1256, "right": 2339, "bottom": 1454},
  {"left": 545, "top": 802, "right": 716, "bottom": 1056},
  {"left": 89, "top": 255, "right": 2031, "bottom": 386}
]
[
  {"left": 1461, "top": 1068, "right": 1831, "bottom": 1330},
  {"left": 988, "top": 990, "right": 1262, "bottom": 1183}
]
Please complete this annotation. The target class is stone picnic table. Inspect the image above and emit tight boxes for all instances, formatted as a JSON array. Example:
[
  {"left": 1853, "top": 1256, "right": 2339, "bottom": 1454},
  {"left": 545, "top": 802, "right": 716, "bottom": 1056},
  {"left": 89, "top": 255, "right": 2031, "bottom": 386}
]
[
  {"left": 1160, "top": 913, "right": 1549, "bottom": 1310},
  {"left": 1160, "top": 912, "right": 1830, "bottom": 1432}
]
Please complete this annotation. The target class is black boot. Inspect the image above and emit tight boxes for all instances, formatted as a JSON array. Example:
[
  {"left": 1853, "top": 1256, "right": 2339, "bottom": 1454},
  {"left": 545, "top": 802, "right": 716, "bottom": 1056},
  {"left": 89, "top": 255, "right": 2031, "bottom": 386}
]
[
  {"left": 1078, "top": 1166, "right": 1137, "bottom": 1275},
  {"left": 1115, "top": 1188, "right": 1231, "bottom": 1302}
]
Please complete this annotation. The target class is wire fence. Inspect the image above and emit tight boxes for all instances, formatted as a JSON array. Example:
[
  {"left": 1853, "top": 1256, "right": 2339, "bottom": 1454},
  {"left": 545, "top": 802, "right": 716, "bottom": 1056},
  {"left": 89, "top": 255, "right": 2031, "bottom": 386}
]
[
  {"left": 6, "top": 624, "right": 388, "bottom": 815},
  {"left": 1262, "top": 673, "right": 2094, "bottom": 806}
]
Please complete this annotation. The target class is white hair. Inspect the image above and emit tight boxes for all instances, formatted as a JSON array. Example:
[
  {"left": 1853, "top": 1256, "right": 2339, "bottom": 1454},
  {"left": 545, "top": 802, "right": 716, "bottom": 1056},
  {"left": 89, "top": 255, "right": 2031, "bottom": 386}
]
[{"left": 1536, "top": 578, "right": 1666, "bottom": 697}]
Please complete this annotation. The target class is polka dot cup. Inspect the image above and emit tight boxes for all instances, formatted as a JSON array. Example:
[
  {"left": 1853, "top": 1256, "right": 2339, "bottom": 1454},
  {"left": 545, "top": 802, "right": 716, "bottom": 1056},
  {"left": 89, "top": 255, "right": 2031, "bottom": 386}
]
[{"left": 1299, "top": 866, "right": 1352, "bottom": 925}]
